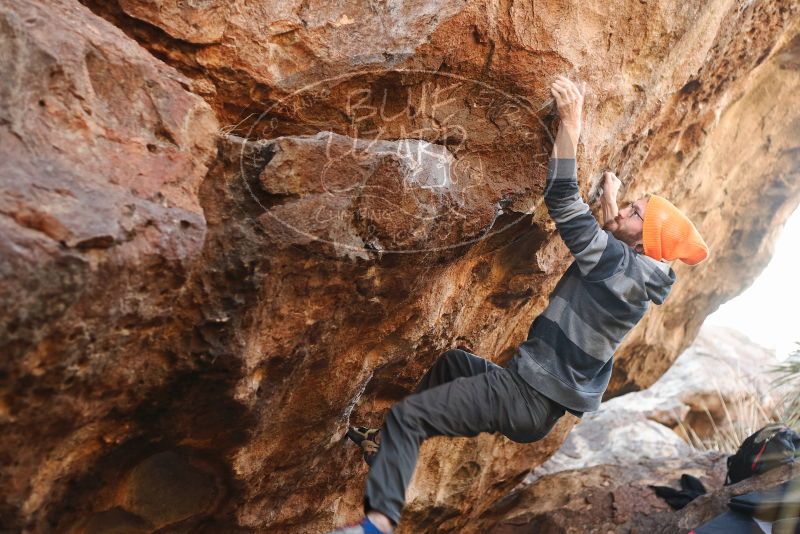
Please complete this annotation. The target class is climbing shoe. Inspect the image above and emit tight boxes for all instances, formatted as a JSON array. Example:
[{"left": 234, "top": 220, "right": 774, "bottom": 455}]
[{"left": 346, "top": 426, "right": 380, "bottom": 466}]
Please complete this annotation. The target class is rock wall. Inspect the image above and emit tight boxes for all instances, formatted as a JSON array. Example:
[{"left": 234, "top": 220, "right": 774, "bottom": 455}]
[{"left": 1, "top": 0, "right": 799, "bottom": 532}]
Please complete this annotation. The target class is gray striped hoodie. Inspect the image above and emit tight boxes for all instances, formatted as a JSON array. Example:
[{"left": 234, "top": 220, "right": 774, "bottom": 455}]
[{"left": 509, "top": 158, "right": 676, "bottom": 414}]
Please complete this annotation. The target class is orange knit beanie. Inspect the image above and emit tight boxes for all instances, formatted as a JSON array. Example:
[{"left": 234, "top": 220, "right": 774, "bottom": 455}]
[{"left": 642, "top": 195, "right": 709, "bottom": 265}]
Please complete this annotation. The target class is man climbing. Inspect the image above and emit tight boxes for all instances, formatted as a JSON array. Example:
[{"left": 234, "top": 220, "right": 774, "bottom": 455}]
[{"left": 329, "top": 75, "right": 709, "bottom": 534}]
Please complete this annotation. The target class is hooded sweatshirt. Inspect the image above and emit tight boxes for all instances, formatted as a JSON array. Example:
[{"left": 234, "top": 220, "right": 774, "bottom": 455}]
[{"left": 509, "top": 158, "right": 676, "bottom": 414}]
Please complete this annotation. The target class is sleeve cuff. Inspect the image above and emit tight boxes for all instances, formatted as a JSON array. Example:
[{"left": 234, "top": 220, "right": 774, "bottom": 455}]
[{"left": 547, "top": 158, "right": 577, "bottom": 180}]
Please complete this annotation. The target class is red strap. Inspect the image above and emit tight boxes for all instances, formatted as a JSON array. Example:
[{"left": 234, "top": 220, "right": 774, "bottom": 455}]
[{"left": 751, "top": 441, "right": 769, "bottom": 471}]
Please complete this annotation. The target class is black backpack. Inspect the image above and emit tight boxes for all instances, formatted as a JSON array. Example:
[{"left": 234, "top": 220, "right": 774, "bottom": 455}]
[{"left": 725, "top": 423, "right": 800, "bottom": 485}]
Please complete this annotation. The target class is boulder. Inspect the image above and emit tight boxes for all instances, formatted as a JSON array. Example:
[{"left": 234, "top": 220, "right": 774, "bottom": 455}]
[{"left": 0, "top": 0, "right": 217, "bottom": 529}]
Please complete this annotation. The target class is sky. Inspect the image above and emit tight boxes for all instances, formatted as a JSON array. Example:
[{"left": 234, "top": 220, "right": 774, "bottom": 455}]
[{"left": 706, "top": 207, "right": 800, "bottom": 361}]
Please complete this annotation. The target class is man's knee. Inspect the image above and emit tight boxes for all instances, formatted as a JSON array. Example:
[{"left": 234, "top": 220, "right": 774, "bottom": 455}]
[
  {"left": 387, "top": 397, "right": 414, "bottom": 424},
  {"left": 384, "top": 398, "right": 426, "bottom": 439},
  {"left": 394, "top": 382, "right": 441, "bottom": 424}
]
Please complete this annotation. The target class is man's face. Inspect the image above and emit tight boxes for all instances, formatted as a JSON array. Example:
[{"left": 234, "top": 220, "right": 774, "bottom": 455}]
[{"left": 607, "top": 197, "right": 648, "bottom": 249}]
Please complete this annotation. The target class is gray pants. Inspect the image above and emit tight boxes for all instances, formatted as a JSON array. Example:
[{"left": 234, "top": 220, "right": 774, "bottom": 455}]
[{"left": 363, "top": 349, "right": 566, "bottom": 525}]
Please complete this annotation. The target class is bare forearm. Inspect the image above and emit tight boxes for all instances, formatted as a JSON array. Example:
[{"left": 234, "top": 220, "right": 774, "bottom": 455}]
[
  {"left": 548, "top": 75, "right": 584, "bottom": 160},
  {"left": 551, "top": 123, "right": 579, "bottom": 159}
]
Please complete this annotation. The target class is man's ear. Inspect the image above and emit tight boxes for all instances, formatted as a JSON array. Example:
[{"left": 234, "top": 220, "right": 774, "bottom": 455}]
[{"left": 634, "top": 241, "right": 644, "bottom": 254}]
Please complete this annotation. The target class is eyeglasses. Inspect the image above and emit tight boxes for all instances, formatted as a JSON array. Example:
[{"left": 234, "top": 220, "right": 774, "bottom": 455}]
[{"left": 624, "top": 203, "right": 644, "bottom": 222}]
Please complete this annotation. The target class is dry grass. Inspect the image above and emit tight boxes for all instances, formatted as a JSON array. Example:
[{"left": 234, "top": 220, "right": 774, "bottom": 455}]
[
  {"left": 769, "top": 348, "right": 800, "bottom": 431},
  {"left": 676, "top": 347, "right": 799, "bottom": 455},
  {"left": 675, "top": 387, "right": 777, "bottom": 455}
]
